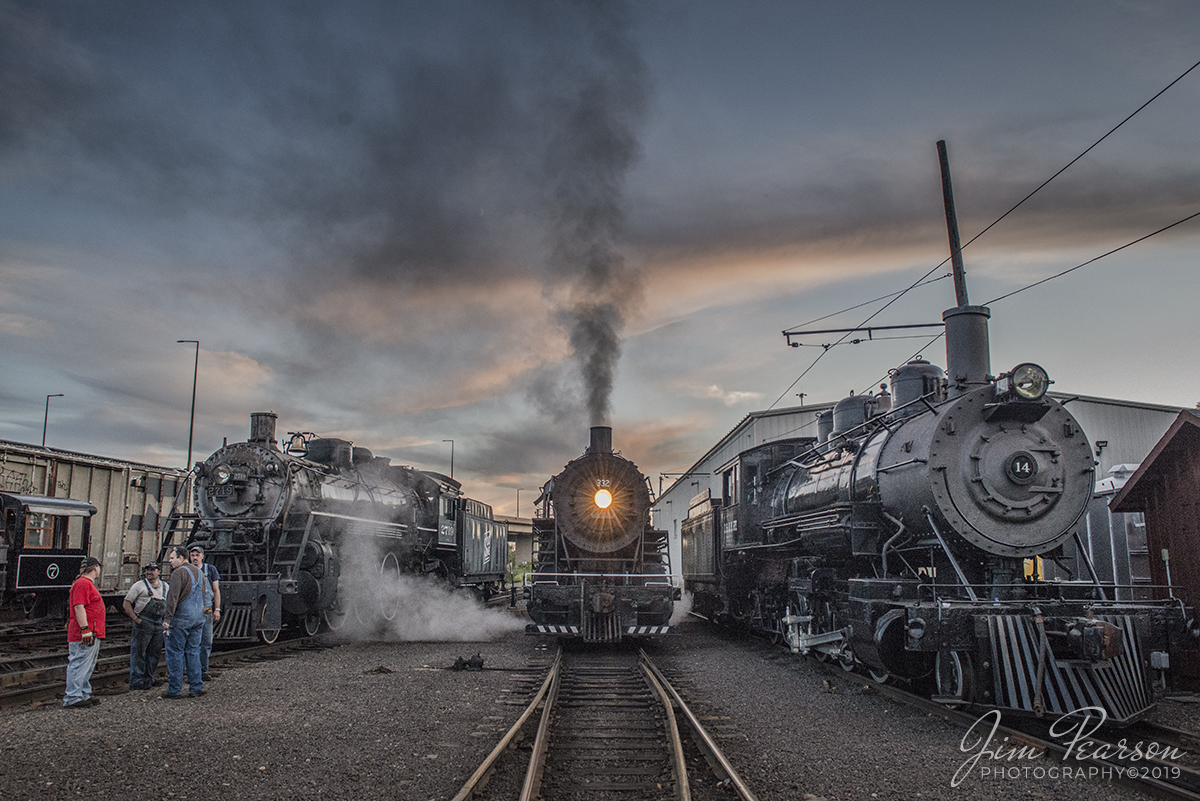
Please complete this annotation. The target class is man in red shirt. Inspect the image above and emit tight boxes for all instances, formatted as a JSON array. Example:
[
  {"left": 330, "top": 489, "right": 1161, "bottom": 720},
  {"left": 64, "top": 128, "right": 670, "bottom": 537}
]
[{"left": 64, "top": 555, "right": 105, "bottom": 708}]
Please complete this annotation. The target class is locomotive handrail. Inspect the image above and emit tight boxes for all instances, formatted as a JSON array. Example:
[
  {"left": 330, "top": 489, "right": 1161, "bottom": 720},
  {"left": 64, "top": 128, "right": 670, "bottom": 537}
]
[
  {"left": 525, "top": 571, "right": 674, "bottom": 586},
  {"left": 914, "top": 580, "right": 1192, "bottom": 608},
  {"left": 770, "top": 390, "right": 944, "bottom": 476}
]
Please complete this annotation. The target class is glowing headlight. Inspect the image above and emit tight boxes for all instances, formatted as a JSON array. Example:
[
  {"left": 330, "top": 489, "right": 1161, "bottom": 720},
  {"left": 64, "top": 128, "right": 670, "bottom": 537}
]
[
  {"left": 1010, "top": 363, "right": 1049, "bottom": 400},
  {"left": 594, "top": 489, "right": 612, "bottom": 509},
  {"left": 212, "top": 464, "right": 232, "bottom": 485}
]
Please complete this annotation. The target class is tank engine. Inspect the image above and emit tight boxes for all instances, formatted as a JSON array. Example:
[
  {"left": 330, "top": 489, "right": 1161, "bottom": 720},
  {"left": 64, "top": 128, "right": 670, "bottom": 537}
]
[
  {"left": 163, "top": 413, "right": 508, "bottom": 641},
  {"left": 526, "top": 426, "right": 676, "bottom": 642}
]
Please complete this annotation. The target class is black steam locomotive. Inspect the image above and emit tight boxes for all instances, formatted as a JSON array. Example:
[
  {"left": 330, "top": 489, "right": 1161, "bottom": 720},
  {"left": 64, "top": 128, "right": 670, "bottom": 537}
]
[
  {"left": 681, "top": 149, "right": 1196, "bottom": 723},
  {"left": 162, "top": 413, "right": 508, "bottom": 642},
  {"left": 526, "top": 426, "right": 676, "bottom": 642},
  {"left": 685, "top": 321, "right": 1197, "bottom": 722}
]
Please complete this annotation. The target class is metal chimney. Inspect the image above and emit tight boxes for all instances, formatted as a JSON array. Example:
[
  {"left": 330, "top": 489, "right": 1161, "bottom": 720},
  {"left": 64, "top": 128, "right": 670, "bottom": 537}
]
[
  {"left": 589, "top": 426, "right": 613, "bottom": 455},
  {"left": 937, "top": 140, "right": 992, "bottom": 398},
  {"left": 249, "top": 412, "right": 278, "bottom": 447}
]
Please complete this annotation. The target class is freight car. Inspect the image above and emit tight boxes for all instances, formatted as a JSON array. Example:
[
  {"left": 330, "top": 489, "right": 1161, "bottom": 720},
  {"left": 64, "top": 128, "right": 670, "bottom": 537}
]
[
  {"left": 161, "top": 413, "right": 508, "bottom": 642},
  {"left": 0, "top": 441, "right": 189, "bottom": 617},
  {"left": 526, "top": 426, "right": 676, "bottom": 642},
  {"left": 680, "top": 148, "right": 1196, "bottom": 724}
]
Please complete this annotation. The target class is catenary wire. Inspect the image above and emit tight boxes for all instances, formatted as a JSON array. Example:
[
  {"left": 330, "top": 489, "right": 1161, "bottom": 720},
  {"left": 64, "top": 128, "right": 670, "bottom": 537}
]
[{"left": 768, "top": 57, "right": 1200, "bottom": 410}]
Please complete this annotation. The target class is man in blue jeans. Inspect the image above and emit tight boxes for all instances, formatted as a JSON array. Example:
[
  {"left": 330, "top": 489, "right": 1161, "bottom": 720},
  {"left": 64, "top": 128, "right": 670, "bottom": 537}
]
[
  {"left": 161, "top": 546, "right": 206, "bottom": 699},
  {"left": 64, "top": 556, "right": 105, "bottom": 708},
  {"left": 189, "top": 545, "right": 221, "bottom": 681}
]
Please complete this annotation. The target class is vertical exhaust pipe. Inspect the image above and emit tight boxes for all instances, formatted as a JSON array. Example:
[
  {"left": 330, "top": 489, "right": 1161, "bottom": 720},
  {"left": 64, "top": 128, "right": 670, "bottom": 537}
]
[
  {"left": 937, "top": 140, "right": 991, "bottom": 398},
  {"left": 589, "top": 426, "right": 613, "bottom": 455},
  {"left": 249, "top": 412, "right": 278, "bottom": 447}
]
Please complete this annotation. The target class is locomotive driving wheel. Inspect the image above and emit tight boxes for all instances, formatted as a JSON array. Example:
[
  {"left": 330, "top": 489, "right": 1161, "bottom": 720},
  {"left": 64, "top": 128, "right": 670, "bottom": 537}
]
[
  {"left": 258, "top": 627, "right": 280, "bottom": 644},
  {"left": 303, "top": 612, "right": 322, "bottom": 636},
  {"left": 935, "top": 651, "right": 975, "bottom": 706},
  {"left": 379, "top": 552, "right": 401, "bottom": 621},
  {"left": 324, "top": 595, "right": 352, "bottom": 631}
]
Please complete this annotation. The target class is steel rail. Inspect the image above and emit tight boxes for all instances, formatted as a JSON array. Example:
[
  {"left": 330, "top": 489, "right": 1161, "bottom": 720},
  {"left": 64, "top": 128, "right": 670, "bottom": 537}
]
[
  {"left": 519, "top": 647, "right": 563, "bottom": 801},
  {"left": 640, "top": 649, "right": 760, "bottom": 801},
  {"left": 450, "top": 646, "right": 561, "bottom": 801},
  {"left": 639, "top": 654, "right": 691, "bottom": 801}
]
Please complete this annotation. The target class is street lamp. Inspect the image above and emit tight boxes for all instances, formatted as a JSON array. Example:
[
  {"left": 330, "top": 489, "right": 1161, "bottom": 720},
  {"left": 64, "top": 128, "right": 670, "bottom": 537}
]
[
  {"left": 442, "top": 439, "right": 454, "bottom": 478},
  {"left": 517, "top": 488, "right": 535, "bottom": 517},
  {"left": 178, "top": 340, "right": 199, "bottom": 471},
  {"left": 42, "top": 394, "right": 64, "bottom": 447}
]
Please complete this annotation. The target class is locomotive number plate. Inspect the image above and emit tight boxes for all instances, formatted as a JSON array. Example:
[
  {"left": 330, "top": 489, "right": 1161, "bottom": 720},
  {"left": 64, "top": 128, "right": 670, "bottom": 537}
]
[{"left": 214, "top": 486, "right": 235, "bottom": 497}]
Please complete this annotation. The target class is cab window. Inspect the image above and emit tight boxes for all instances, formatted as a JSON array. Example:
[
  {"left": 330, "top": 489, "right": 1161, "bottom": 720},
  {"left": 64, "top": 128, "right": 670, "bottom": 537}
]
[
  {"left": 23, "top": 513, "right": 53, "bottom": 548},
  {"left": 722, "top": 464, "right": 739, "bottom": 507}
]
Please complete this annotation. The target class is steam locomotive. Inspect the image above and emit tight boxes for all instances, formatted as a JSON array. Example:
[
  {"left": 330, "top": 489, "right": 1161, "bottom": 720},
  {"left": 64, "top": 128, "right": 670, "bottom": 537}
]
[
  {"left": 162, "top": 413, "right": 508, "bottom": 642},
  {"left": 526, "top": 426, "right": 676, "bottom": 642},
  {"left": 684, "top": 320, "right": 1197, "bottom": 722},
  {"left": 681, "top": 149, "right": 1196, "bottom": 723}
]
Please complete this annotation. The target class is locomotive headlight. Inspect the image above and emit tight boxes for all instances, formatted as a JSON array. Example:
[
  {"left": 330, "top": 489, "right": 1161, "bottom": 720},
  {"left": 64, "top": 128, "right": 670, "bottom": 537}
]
[
  {"left": 1010, "top": 363, "right": 1049, "bottom": 400},
  {"left": 212, "top": 464, "right": 232, "bottom": 485},
  {"left": 594, "top": 489, "right": 613, "bottom": 509}
]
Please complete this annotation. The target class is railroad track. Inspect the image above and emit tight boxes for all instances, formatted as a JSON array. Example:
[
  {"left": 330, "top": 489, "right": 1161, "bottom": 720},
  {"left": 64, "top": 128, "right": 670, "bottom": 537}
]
[
  {"left": 0, "top": 632, "right": 337, "bottom": 710},
  {"left": 454, "top": 646, "right": 758, "bottom": 801}
]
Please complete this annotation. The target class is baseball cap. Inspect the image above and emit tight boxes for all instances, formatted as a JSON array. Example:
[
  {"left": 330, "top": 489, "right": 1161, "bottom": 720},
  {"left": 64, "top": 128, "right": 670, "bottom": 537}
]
[
  {"left": 79, "top": 555, "right": 101, "bottom": 571},
  {"left": 142, "top": 562, "right": 159, "bottom": 572},
  {"left": 188, "top": 544, "right": 204, "bottom": 554}
]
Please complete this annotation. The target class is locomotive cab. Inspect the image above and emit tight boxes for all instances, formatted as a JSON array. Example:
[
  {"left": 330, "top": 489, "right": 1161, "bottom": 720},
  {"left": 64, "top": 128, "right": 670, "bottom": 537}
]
[{"left": 0, "top": 492, "right": 97, "bottom": 616}]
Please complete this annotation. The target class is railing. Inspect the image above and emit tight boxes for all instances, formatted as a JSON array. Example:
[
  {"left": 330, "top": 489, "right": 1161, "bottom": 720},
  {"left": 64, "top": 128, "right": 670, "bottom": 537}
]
[{"left": 525, "top": 571, "right": 675, "bottom": 587}]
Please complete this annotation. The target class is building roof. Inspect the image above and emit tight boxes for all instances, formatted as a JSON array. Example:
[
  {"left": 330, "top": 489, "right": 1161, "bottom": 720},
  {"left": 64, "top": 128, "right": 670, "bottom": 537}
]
[{"left": 1110, "top": 410, "right": 1200, "bottom": 512}]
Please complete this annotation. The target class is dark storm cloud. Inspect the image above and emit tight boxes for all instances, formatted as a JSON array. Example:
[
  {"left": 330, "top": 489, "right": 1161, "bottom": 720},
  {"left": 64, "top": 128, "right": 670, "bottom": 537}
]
[{"left": 2, "top": 0, "right": 650, "bottom": 430}]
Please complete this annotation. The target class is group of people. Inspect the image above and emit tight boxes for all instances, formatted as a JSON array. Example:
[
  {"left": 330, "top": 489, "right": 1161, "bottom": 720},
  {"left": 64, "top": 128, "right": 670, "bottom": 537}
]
[{"left": 63, "top": 544, "right": 222, "bottom": 708}]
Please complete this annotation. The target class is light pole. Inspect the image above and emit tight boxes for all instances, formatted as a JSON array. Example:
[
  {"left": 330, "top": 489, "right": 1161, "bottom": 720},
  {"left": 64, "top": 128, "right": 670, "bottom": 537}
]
[
  {"left": 42, "top": 394, "right": 64, "bottom": 447},
  {"left": 178, "top": 340, "right": 199, "bottom": 470},
  {"left": 442, "top": 439, "right": 454, "bottom": 478}
]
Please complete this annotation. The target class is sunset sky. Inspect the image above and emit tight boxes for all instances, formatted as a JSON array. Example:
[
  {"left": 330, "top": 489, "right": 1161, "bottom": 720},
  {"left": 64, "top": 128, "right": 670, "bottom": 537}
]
[{"left": 3, "top": 1, "right": 1199, "bottom": 515}]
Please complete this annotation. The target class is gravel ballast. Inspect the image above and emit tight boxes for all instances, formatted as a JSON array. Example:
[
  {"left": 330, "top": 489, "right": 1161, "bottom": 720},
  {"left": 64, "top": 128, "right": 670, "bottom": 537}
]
[{"left": 2, "top": 618, "right": 1193, "bottom": 801}]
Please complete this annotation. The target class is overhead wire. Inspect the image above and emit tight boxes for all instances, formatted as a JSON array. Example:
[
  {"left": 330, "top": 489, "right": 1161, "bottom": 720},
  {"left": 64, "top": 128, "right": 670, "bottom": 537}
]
[{"left": 768, "top": 56, "right": 1200, "bottom": 411}]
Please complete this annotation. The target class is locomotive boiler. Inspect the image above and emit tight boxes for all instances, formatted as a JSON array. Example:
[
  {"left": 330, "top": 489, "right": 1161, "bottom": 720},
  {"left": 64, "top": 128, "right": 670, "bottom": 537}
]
[
  {"left": 526, "top": 426, "right": 676, "bottom": 642},
  {"left": 680, "top": 146, "right": 1196, "bottom": 723},
  {"left": 162, "top": 413, "right": 507, "bottom": 642}
]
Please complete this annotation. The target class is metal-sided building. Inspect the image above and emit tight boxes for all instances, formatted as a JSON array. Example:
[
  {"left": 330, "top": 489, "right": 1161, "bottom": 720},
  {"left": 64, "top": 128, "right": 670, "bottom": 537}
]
[
  {"left": 654, "top": 393, "right": 1185, "bottom": 585},
  {"left": 0, "top": 440, "right": 189, "bottom": 598}
]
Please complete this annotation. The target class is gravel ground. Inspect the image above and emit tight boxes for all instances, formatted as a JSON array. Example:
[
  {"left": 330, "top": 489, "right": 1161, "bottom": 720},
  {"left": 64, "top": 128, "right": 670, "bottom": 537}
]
[
  {"left": 653, "top": 618, "right": 1193, "bottom": 801},
  {"left": 1, "top": 617, "right": 1193, "bottom": 801},
  {"left": 0, "top": 632, "right": 549, "bottom": 801}
]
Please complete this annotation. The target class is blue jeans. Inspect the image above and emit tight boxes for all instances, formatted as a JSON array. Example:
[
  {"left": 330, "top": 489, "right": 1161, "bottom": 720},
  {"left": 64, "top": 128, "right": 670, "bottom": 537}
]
[
  {"left": 64, "top": 640, "right": 102, "bottom": 706},
  {"left": 129, "top": 617, "right": 163, "bottom": 689},
  {"left": 200, "top": 613, "right": 213, "bottom": 674},
  {"left": 164, "top": 618, "right": 204, "bottom": 696}
]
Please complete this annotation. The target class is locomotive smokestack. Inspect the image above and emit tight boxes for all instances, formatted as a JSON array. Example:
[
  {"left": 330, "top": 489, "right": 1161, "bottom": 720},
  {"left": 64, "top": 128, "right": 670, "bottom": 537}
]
[
  {"left": 937, "top": 141, "right": 992, "bottom": 398},
  {"left": 249, "top": 412, "right": 278, "bottom": 448},
  {"left": 589, "top": 425, "right": 613, "bottom": 455}
]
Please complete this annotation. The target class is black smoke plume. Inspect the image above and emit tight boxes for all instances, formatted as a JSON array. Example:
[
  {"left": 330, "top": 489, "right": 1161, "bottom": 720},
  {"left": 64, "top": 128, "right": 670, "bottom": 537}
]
[{"left": 540, "top": 1, "right": 649, "bottom": 426}]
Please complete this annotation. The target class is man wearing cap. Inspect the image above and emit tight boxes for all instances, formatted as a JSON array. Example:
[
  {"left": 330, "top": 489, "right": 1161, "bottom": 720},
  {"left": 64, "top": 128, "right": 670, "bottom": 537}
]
[
  {"left": 189, "top": 545, "right": 221, "bottom": 681},
  {"left": 161, "top": 545, "right": 206, "bottom": 699},
  {"left": 64, "top": 556, "right": 105, "bottom": 708},
  {"left": 122, "top": 562, "right": 166, "bottom": 690}
]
